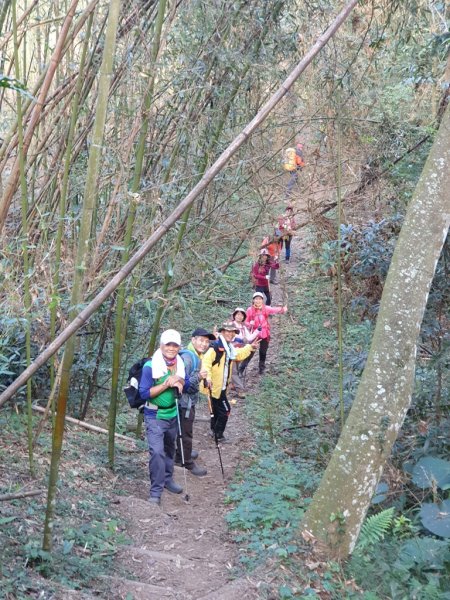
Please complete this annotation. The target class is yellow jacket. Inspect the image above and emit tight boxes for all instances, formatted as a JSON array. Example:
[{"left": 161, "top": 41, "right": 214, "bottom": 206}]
[{"left": 202, "top": 343, "right": 253, "bottom": 398}]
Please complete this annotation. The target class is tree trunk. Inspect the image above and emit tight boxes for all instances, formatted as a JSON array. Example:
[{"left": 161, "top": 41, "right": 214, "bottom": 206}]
[{"left": 302, "top": 105, "right": 450, "bottom": 559}]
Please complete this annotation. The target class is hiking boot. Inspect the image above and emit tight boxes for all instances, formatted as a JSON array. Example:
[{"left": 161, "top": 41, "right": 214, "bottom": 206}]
[
  {"left": 216, "top": 435, "right": 231, "bottom": 444},
  {"left": 258, "top": 362, "right": 266, "bottom": 375},
  {"left": 149, "top": 496, "right": 161, "bottom": 506},
  {"left": 187, "top": 463, "right": 207, "bottom": 477},
  {"left": 175, "top": 448, "right": 198, "bottom": 465},
  {"left": 165, "top": 480, "right": 183, "bottom": 494}
]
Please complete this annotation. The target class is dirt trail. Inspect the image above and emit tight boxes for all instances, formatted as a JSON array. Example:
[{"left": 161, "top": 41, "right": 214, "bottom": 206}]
[
  {"left": 112, "top": 396, "right": 261, "bottom": 600},
  {"left": 112, "top": 213, "right": 306, "bottom": 599}
]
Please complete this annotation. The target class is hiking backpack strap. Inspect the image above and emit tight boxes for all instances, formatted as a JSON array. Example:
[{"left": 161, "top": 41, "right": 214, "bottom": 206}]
[{"left": 210, "top": 340, "right": 224, "bottom": 368}]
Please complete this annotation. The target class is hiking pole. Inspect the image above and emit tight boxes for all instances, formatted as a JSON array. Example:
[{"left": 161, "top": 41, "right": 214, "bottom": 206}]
[
  {"left": 206, "top": 388, "right": 225, "bottom": 480},
  {"left": 174, "top": 390, "right": 189, "bottom": 502}
]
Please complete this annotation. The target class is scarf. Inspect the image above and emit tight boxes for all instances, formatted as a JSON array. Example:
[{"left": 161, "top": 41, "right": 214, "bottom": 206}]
[
  {"left": 219, "top": 334, "right": 236, "bottom": 391},
  {"left": 151, "top": 348, "right": 186, "bottom": 380},
  {"left": 219, "top": 334, "right": 237, "bottom": 360}
]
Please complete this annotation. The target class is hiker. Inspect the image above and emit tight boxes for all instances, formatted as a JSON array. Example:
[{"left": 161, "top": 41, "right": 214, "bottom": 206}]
[
  {"left": 229, "top": 307, "right": 260, "bottom": 398},
  {"left": 261, "top": 230, "right": 282, "bottom": 284},
  {"left": 278, "top": 205, "right": 296, "bottom": 263},
  {"left": 175, "top": 328, "right": 216, "bottom": 477},
  {"left": 245, "top": 292, "right": 288, "bottom": 374},
  {"left": 251, "top": 249, "right": 272, "bottom": 305},
  {"left": 139, "top": 329, "right": 188, "bottom": 505},
  {"left": 284, "top": 141, "right": 305, "bottom": 196},
  {"left": 203, "top": 322, "right": 259, "bottom": 442}
]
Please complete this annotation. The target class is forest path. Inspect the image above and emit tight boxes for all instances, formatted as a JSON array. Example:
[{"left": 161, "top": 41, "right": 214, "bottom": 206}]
[{"left": 111, "top": 187, "right": 307, "bottom": 599}]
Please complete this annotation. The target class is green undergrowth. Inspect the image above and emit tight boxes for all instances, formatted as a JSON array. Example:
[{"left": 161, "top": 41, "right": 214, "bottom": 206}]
[
  {"left": 0, "top": 415, "right": 134, "bottom": 598},
  {"left": 225, "top": 259, "right": 375, "bottom": 598}
]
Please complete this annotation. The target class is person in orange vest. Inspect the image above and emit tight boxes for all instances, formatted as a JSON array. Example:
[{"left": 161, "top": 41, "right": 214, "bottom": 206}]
[{"left": 260, "top": 230, "right": 282, "bottom": 284}]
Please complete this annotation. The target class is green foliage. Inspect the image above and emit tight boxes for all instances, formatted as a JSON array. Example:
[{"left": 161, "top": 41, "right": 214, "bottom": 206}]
[
  {"left": 412, "top": 456, "right": 450, "bottom": 490},
  {"left": 349, "top": 534, "right": 450, "bottom": 599},
  {"left": 419, "top": 501, "right": 450, "bottom": 538},
  {"left": 225, "top": 450, "right": 315, "bottom": 568},
  {"left": 0, "top": 74, "right": 35, "bottom": 100},
  {"left": 357, "top": 508, "right": 395, "bottom": 552},
  {"left": 0, "top": 317, "right": 27, "bottom": 395}
]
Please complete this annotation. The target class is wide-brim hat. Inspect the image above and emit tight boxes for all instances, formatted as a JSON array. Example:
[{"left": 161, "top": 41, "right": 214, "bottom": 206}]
[
  {"left": 218, "top": 321, "right": 239, "bottom": 333},
  {"left": 192, "top": 327, "right": 216, "bottom": 340},
  {"left": 232, "top": 307, "right": 247, "bottom": 320}
]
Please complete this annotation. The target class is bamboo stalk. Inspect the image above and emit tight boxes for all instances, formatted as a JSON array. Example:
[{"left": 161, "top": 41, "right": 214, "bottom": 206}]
[
  {"left": 49, "top": 12, "right": 93, "bottom": 388},
  {"left": 12, "top": 0, "right": 34, "bottom": 477},
  {"left": 42, "top": 0, "right": 123, "bottom": 552},
  {"left": 0, "top": 0, "right": 80, "bottom": 234},
  {"left": 0, "top": 489, "right": 45, "bottom": 502},
  {"left": 109, "top": 0, "right": 169, "bottom": 462},
  {"left": 0, "top": 0, "right": 360, "bottom": 410}
]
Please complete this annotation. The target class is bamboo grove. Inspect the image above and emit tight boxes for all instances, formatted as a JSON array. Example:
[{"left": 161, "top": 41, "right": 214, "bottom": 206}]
[{"left": 1, "top": 0, "right": 448, "bottom": 554}]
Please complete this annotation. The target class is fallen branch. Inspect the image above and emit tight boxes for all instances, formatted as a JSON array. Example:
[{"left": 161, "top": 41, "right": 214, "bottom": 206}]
[
  {"left": 0, "top": 489, "right": 45, "bottom": 502},
  {"left": 31, "top": 405, "right": 138, "bottom": 443}
]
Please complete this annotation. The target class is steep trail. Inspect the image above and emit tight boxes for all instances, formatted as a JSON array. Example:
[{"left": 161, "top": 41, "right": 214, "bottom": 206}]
[{"left": 111, "top": 233, "right": 305, "bottom": 599}]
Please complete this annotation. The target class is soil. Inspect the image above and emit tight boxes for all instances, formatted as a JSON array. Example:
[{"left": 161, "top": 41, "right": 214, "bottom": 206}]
[{"left": 111, "top": 234, "right": 305, "bottom": 600}]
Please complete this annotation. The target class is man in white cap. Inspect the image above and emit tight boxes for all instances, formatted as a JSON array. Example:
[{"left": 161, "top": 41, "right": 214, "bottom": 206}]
[{"left": 139, "top": 329, "right": 187, "bottom": 505}]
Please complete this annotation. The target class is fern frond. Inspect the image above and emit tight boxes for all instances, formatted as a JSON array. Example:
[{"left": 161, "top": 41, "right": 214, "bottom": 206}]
[{"left": 357, "top": 507, "right": 395, "bottom": 551}]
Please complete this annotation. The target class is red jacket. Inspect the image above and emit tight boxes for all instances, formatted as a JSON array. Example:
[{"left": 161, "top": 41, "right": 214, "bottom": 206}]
[
  {"left": 251, "top": 262, "right": 270, "bottom": 288},
  {"left": 245, "top": 305, "right": 286, "bottom": 340}
]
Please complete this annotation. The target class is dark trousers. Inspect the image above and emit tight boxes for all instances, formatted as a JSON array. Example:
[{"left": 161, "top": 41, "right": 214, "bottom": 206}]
[
  {"left": 210, "top": 390, "right": 230, "bottom": 438},
  {"left": 259, "top": 338, "right": 269, "bottom": 365},
  {"left": 175, "top": 405, "right": 195, "bottom": 468},
  {"left": 286, "top": 170, "right": 299, "bottom": 196},
  {"left": 281, "top": 236, "right": 292, "bottom": 260},
  {"left": 254, "top": 285, "right": 271, "bottom": 306},
  {"left": 238, "top": 338, "right": 269, "bottom": 374}
]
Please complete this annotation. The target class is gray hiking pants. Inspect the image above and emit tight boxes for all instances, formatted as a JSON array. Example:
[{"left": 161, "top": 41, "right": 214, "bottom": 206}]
[
  {"left": 231, "top": 366, "right": 245, "bottom": 392},
  {"left": 144, "top": 414, "right": 177, "bottom": 499}
]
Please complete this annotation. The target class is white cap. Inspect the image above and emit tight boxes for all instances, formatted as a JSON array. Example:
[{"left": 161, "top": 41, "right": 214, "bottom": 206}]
[
  {"left": 252, "top": 292, "right": 265, "bottom": 300},
  {"left": 160, "top": 329, "right": 181, "bottom": 346}
]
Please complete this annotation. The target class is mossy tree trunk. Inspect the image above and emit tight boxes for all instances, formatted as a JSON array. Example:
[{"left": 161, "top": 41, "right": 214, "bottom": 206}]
[{"left": 302, "top": 105, "right": 450, "bottom": 559}]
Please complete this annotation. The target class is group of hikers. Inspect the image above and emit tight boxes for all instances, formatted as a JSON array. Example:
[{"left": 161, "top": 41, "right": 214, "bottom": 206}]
[
  {"left": 138, "top": 143, "right": 304, "bottom": 506},
  {"left": 138, "top": 262, "right": 292, "bottom": 505}
]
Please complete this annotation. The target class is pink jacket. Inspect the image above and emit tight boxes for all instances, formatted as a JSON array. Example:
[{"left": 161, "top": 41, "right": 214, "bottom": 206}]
[{"left": 245, "top": 305, "right": 286, "bottom": 340}]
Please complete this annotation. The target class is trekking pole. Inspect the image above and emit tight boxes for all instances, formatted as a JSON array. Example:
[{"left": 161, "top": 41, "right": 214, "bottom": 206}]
[
  {"left": 206, "top": 388, "right": 225, "bottom": 480},
  {"left": 174, "top": 391, "right": 190, "bottom": 502}
]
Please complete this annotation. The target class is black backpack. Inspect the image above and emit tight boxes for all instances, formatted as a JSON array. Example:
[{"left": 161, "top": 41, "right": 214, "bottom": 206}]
[{"left": 123, "top": 358, "right": 149, "bottom": 409}]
